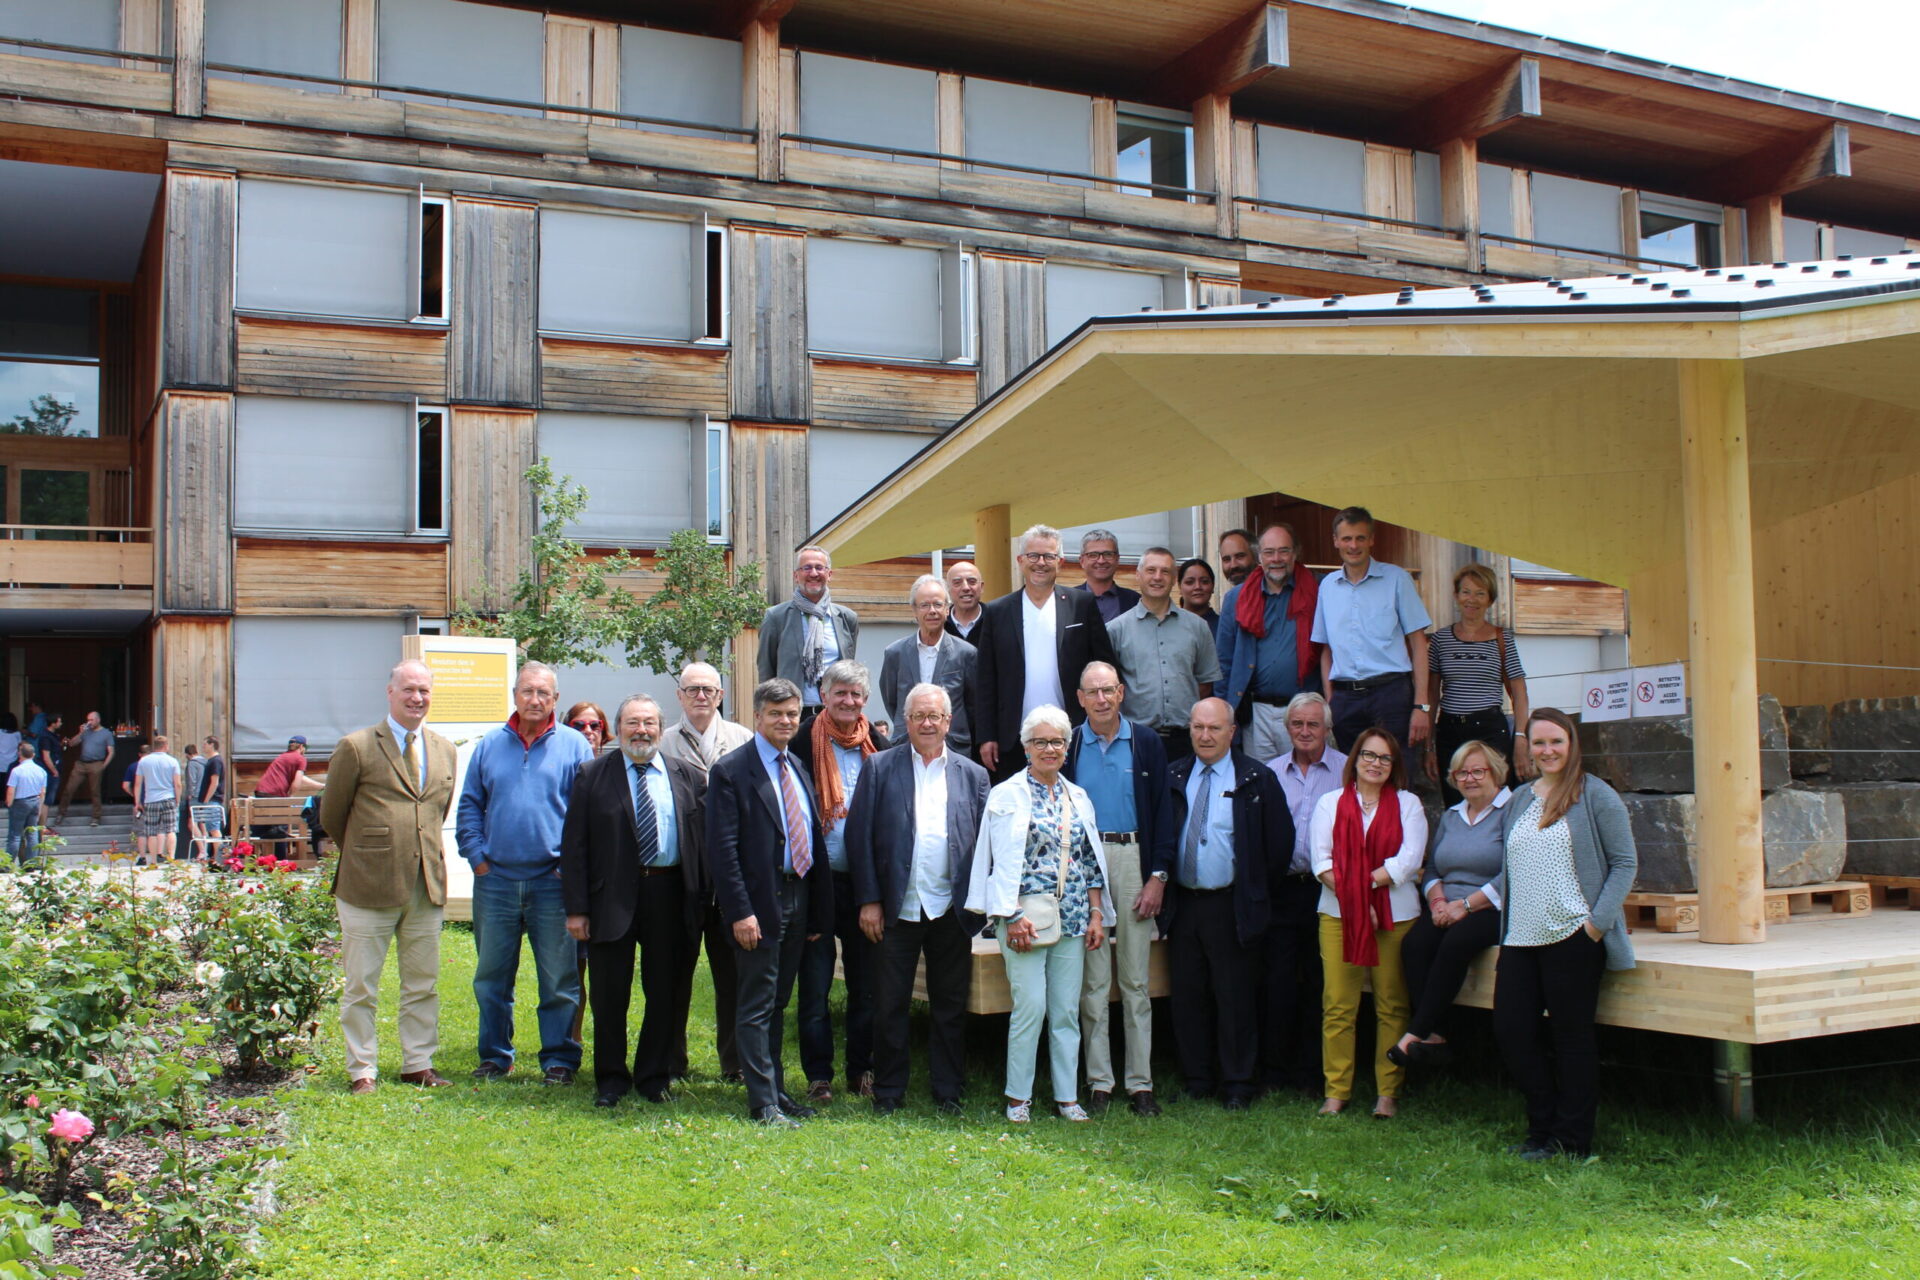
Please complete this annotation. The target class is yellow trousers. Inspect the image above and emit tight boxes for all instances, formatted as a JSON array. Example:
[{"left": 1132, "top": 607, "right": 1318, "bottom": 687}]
[{"left": 1318, "top": 913, "right": 1412, "bottom": 1101}]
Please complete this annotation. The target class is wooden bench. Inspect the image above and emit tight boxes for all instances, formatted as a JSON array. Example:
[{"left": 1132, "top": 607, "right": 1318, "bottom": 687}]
[{"left": 229, "top": 795, "right": 321, "bottom": 864}]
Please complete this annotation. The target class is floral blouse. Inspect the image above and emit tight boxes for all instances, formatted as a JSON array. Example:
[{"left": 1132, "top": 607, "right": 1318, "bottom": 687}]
[{"left": 1015, "top": 775, "right": 1104, "bottom": 937}]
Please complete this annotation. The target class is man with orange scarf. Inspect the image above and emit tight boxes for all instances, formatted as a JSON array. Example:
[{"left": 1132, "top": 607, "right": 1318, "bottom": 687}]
[
  {"left": 1215, "top": 523, "right": 1322, "bottom": 764},
  {"left": 790, "top": 659, "right": 891, "bottom": 1103}
]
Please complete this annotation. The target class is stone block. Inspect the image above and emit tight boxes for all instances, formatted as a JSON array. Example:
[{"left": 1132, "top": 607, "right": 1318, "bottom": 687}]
[
  {"left": 1621, "top": 786, "right": 1847, "bottom": 893},
  {"left": 1810, "top": 781, "right": 1920, "bottom": 877},
  {"left": 1783, "top": 703, "right": 1830, "bottom": 778},
  {"left": 1827, "top": 696, "right": 1920, "bottom": 784},
  {"left": 1579, "top": 695, "right": 1789, "bottom": 794}
]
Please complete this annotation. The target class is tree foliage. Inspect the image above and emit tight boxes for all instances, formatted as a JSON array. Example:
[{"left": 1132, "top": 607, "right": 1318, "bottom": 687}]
[
  {"left": 622, "top": 528, "right": 765, "bottom": 677},
  {"left": 0, "top": 395, "right": 79, "bottom": 436}
]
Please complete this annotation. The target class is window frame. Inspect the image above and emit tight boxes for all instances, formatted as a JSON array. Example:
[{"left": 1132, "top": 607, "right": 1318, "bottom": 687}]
[
  {"left": 232, "top": 176, "right": 438, "bottom": 327},
  {"left": 412, "top": 402, "right": 447, "bottom": 535},
  {"left": 705, "top": 417, "right": 729, "bottom": 545},
  {"left": 536, "top": 205, "right": 713, "bottom": 346},
  {"left": 805, "top": 236, "right": 975, "bottom": 366},
  {"left": 1114, "top": 101, "right": 1195, "bottom": 202},
  {"left": 414, "top": 194, "right": 450, "bottom": 324}
]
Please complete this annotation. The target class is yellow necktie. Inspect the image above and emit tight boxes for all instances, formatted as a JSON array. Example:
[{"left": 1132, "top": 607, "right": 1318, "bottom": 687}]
[{"left": 404, "top": 730, "right": 420, "bottom": 791}]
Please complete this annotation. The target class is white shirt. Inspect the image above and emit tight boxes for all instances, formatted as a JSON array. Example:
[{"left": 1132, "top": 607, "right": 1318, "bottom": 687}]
[
  {"left": 902, "top": 749, "right": 952, "bottom": 921},
  {"left": 917, "top": 638, "right": 941, "bottom": 685},
  {"left": 1308, "top": 789, "right": 1428, "bottom": 922},
  {"left": 1020, "top": 590, "right": 1062, "bottom": 720}
]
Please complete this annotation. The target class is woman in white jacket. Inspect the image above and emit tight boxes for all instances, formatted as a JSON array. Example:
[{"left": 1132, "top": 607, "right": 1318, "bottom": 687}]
[{"left": 966, "top": 705, "right": 1111, "bottom": 1123}]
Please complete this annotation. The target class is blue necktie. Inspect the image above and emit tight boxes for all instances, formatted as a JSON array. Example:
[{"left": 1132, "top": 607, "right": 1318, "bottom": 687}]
[{"left": 632, "top": 762, "right": 659, "bottom": 867}]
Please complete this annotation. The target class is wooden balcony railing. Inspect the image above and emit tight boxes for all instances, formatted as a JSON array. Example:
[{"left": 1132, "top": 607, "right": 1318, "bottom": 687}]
[{"left": 0, "top": 526, "right": 153, "bottom": 589}]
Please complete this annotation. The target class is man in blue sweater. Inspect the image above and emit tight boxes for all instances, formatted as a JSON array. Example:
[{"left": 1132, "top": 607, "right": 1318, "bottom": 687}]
[{"left": 456, "top": 661, "right": 594, "bottom": 1084}]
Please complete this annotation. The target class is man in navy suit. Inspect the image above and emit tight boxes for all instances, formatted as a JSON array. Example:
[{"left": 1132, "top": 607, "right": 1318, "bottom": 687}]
[
  {"left": 973, "top": 523, "right": 1119, "bottom": 783},
  {"left": 846, "top": 683, "right": 990, "bottom": 1115},
  {"left": 706, "top": 678, "right": 832, "bottom": 1126}
]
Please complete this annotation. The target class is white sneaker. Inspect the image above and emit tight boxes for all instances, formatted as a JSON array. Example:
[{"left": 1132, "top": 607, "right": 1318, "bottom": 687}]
[
  {"left": 1056, "top": 1102, "right": 1091, "bottom": 1123},
  {"left": 1005, "top": 1101, "right": 1031, "bottom": 1124}
]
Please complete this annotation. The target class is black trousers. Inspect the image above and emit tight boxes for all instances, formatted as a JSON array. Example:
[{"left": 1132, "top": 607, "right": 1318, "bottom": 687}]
[
  {"left": 1494, "top": 929, "right": 1606, "bottom": 1154},
  {"left": 1155, "top": 726, "right": 1194, "bottom": 765},
  {"left": 798, "top": 870, "right": 875, "bottom": 1085},
  {"left": 673, "top": 899, "right": 739, "bottom": 1078},
  {"left": 1170, "top": 888, "right": 1258, "bottom": 1101},
  {"left": 1330, "top": 673, "right": 1414, "bottom": 754},
  {"left": 588, "top": 872, "right": 690, "bottom": 1096},
  {"left": 1258, "top": 872, "right": 1323, "bottom": 1091},
  {"left": 1401, "top": 904, "right": 1500, "bottom": 1040},
  {"left": 872, "top": 906, "right": 972, "bottom": 1104},
  {"left": 732, "top": 875, "right": 809, "bottom": 1113},
  {"left": 1434, "top": 707, "right": 1512, "bottom": 806}
]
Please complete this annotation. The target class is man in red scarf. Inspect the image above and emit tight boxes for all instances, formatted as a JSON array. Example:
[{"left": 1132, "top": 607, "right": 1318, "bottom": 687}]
[
  {"left": 789, "top": 660, "right": 890, "bottom": 1104},
  {"left": 1214, "top": 524, "right": 1323, "bottom": 764}
]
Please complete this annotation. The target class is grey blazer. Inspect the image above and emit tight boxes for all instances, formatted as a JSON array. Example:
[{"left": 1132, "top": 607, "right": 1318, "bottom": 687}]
[
  {"left": 1497, "top": 776, "right": 1638, "bottom": 970},
  {"left": 878, "top": 632, "right": 977, "bottom": 753},
  {"left": 757, "top": 598, "right": 859, "bottom": 697}
]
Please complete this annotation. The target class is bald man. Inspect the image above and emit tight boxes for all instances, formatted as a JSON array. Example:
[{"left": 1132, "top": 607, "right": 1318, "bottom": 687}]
[
  {"left": 1165, "top": 698, "right": 1292, "bottom": 1109},
  {"left": 942, "top": 560, "right": 986, "bottom": 643}
]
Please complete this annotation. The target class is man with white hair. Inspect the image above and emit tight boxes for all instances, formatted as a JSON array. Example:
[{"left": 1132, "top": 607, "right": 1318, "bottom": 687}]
[
  {"left": 456, "top": 660, "right": 595, "bottom": 1086},
  {"left": 757, "top": 544, "right": 859, "bottom": 718},
  {"left": 879, "top": 574, "right": 977, "bottom": 755}
]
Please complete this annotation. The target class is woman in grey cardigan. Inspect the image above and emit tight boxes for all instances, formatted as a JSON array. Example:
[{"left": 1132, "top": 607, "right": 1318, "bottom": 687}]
[{"left": 1494, "top": 707, "right": 1636, "bottom": 1161}]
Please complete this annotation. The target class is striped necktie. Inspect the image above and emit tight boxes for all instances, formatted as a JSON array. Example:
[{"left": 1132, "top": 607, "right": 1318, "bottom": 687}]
[
  {"left": 776, "top": 752, "right": 811, "bottom": 876},
  {"left": 631, "top": 761, "right": 659, "bottom": 867},
  {"left": 1181, "top": 764, "right": 1214, "bottom": 887}
]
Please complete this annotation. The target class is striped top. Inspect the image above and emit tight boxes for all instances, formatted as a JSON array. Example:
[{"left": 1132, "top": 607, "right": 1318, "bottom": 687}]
[{"left": 1428, "top": 624, "right": 1525, "bottom": 715}]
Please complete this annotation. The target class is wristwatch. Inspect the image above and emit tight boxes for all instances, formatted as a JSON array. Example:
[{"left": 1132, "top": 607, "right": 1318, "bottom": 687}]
[
  {"left": 1414, "top": 703, "right": 1432, "bottom": 713},
  {"left": 1150, "top": 870, "right": 1169, "bottom": 883}
]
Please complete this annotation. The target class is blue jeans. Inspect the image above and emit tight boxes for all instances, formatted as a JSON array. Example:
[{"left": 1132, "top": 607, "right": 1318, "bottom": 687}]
[
  {"left": 470, "top": 871, "right": 583, "bottom": 1072},
  {"left": 7, "top": 798, "right": 43, "bottom": 863}
]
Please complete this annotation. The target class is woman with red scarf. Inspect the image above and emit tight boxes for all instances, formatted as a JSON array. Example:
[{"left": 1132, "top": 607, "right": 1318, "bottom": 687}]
[{"left": 1308, "top": 727, "right": 1427, "bottom": 1117}]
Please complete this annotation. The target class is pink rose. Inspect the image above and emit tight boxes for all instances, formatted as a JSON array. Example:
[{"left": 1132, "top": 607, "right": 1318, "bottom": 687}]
[
  {"left": 48, "top": 1109, "right": 94, "bottom": 1142},
  {"left": 24, "top": 1095, "right": 39, "bottom": 1109}
]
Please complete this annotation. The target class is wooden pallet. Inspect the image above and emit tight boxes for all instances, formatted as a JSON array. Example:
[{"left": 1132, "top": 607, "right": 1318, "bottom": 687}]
[
  {"left": 1858, "top": 875, "right": 1920, "bottom": 911},
  {"left": 1624, "top": 881, "right": 1873, "bottom": 934}
]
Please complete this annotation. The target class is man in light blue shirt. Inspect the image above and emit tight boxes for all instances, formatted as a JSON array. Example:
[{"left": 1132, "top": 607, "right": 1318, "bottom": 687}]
[
  {"left": 1311, "top": 506, "right": 1434, "bottom": 753},
  {"left": 5, "top": 742, "right": 48, "bottom": 863}
]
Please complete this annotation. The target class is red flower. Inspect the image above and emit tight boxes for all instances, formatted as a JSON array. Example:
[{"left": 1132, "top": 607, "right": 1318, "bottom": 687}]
[{"left": 255, "top": 853, "right": 277, "bottom": 868}]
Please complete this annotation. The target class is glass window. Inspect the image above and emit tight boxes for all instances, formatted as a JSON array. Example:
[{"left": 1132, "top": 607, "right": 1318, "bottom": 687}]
[
  {"left": 807, "top": 427, "right": 927, "bottom": 531},
  {"left": 1833, "top": 225, "right": 1909, "bottom": 258},
  {"left": 537, "top": 413, "right": 698, "bottom": 545},
  {"left": 539, "top": 209, "right": 699, "bottom": 341},
  {"left": 236, "top": 180, "right": 415, "bottom": 321},
  {"left": 415, "top": 408, "right": 445, "bottom": 533},
  {"left": 1478, "top": 163, "right": 1516, "bottom": 238},
  {"left": 808, "top": 239, "right": 959, "bottom": 362},
  {"left": 233, "top": 396, "right": 413, "bottom": 534},
  {"left": 964, "top": 78, "right": 1093, "bottom": 177},
  {"left": 19, "top": 469, "right": 89, "bottom": 539},
  {"left": 1638, "top": 193, "right": 1723, "bottom": 268},
  {"left": 1044, "top": 262, "right": 1171, "bottom": 348},
  {"left": 1255, "top": 125, "right": 1367, "bottom": 218},
  {"left": 0, "top": 0, "right": 119, "bottom": 64},
  {"left": 0, "top": 363, "right": 99, "bottom": 438},
  {"left": 706, "top": 420, "right": 727, "bottom": 541},
  {"left": 377, "top": 0, "right": 544, "bottom": 114},
  {"left": 1413, "top": 151, "right": 1442, "bottom": 226},
  {"left": 620, "top": 26, "right": 742, "bottom": 133},
  {"left": 1530, "top": 173, "right": 1625, "bottom": 256},
  {"left": 206, "top": 0, "right": 343, "bottom": 88},
  {"left": 417, "top": 197, "right": 447, "bottom": 321},
  {"left": 233, "top": 616, "right": 409, "bottom": 756},
  {"left": 798, "top": 52, "right": 938, "bottom": 161},
  {"left": 1116, "top": 106, "right": 1192, "bottom": 198},
  {"left": 1783, "top": 216, "right": 1820, "bottom": 263},
  {"left": 0, "top": 284, "right": 100, "bottom": 439}
]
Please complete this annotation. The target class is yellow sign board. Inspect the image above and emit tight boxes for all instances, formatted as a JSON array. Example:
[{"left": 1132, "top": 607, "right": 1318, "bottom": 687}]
[{"left": 419, "top": 648, "right": 512, "bottom": 725}]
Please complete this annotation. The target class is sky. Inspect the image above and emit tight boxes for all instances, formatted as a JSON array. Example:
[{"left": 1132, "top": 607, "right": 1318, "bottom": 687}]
[{"left": 1410, "top": 0, "right": 1917, "bottom": 119}]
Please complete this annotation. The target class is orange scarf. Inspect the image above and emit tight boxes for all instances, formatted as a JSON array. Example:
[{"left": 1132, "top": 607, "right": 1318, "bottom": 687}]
[{"left": 810, "top": 713, "right": 878, "bottom": 825}]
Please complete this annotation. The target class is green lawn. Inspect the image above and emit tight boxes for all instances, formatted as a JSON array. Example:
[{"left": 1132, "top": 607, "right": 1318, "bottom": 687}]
[{"left": 256, "top": 929, "right": 1920, "bottom": 1280}]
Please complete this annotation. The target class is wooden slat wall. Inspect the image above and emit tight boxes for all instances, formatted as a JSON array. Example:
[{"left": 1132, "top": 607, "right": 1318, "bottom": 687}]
[
  {"left": 159, "top": 390, "right": 233, "bottom": 612},
  {"left": 1510, "top": 577, "right": 1627, "bottom": 636},
  {"left": 826, "top": 557, "right": 937, "bottom": 625},
  {"left": 539, "top": 340, "right": 729, "bottom": 415},
  {"left": 728, "top": 226, "right": 809, "bottom": 423},
  {"left": 448, "top": 408, "right": 534, "bottom": 613},
  {"left": 102, "top": 293, "right": 134, "bottom": 437},
  {"left": 450, "top": 198, "right": 538, "bottom": 407},
  {"left": 1194, "top": 275, "right": 1241, "bottom": 307},
  {"left": 234, "top": 541, "right": 450, "bottom": 614},
  {"left": 978, "top": 252, "right": 1046, "bottom": 399},
  {"left": 162, "top": 168, "right": 235, "bottom": 390},
  {"left": 809, "top": 359, "right": 976, "bottom": 431},
  {"left": 236, "top": 318, "right": 447, "bottom": 401},
  {"left": 730, "top": 421, "right": 808, "bottom": 607},
  {"left": 155, "top": 615, "right": 231, "bottom": 756}
]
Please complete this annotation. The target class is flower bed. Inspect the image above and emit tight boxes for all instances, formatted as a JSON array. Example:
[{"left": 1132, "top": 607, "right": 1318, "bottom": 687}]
[{"left": 1, "top": 858, "right": 340, "bottom": 1279}]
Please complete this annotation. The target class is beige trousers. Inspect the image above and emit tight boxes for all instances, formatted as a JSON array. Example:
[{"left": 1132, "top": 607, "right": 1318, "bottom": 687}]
[
  {"left": 336, "top": 869, "right": 443, "bottom": 1080},
  {"left": 1080, "top": 842, "right": 1153, "bottom": 1094}
]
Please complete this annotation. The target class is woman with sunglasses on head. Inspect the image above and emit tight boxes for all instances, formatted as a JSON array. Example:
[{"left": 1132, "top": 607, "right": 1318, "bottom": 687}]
[
  {"left": 1494, "top": 708, "right": 1637, "bottom": 1161},
  {"left": 1309, "top": 726, "right": 1426, "bottom": 1118},
  {"left": 1390, "top": 739, "right": 1510, "bottom": 1071},
  {"left": 1426, "top": 563, "right": 1530, "bottom": 805},
  {"left": 564, "top": 702, "right": 609, "bottom": 755}
]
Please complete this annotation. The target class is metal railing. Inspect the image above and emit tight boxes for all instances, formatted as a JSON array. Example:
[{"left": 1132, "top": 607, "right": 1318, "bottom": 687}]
[
  {"left": 1481, "top": 232, "right": 1694, "bottom": 272},
  {"left": 1233, "top": 193, "right": 1457, "bottom": 238},
  {"left": 781, "top": 133, "right": 1218, "bottom": 203},
  {"left": 0, "top": 36, "right": 173, "bottom": 66}
]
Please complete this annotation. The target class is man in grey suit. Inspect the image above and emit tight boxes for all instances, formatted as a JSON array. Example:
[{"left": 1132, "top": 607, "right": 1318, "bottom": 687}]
[
  {"left": 756, "top": 545, "right": 859, "bottom": 718},
  {"left": 846, "top": 683, "right": 990, "bottom": 1115},
  {"left": 878, "top": 574, "right": 977, "bottom": 755}
]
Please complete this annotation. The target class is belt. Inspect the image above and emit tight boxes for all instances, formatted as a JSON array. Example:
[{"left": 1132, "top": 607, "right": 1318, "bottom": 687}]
[
  {"left": 1099, "top": 831, "right": 1137, "bottom": 845},
  {"left": 1180, "top": 885, "right": 1233, "bottom": 895},
  {"left": 639, "top": 866, "right": 677, "bottom": 878},
  {"left": 1283, "top": 870, "right": 1317, "bottom": 883},
  {"left": 781, "top": 871, "right": 805, "bottom": 882},
  {"left": 1330, "top": 673, "right": 1411, "bottom": 694}
]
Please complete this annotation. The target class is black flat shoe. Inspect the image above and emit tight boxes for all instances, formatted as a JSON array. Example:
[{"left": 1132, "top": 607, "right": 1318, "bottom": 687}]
[{"left": 1385, "top": 1043, "right": 1412, "bottom": 1069}]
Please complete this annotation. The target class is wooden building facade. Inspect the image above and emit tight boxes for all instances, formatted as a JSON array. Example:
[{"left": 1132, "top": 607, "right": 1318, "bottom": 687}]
[{"left": 2, "top": 0, "right": 1917, "bottom": 762}]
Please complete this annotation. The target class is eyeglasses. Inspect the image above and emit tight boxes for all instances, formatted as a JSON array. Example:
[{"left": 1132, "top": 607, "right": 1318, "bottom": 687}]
[
  {"left": 1026, "top": 738, "right": 1069, "bottom": 751},
  {"left": 1022, "top": 552, "right": 1060, "bottom": 563},
  {"left": 913, "top": 600, "right": 950, "bottom": 612},
  {"left": 906, "top": 711, "right": 950, "bottom": 725},
  {"left": 1356, "top": 749, "right": 1394, "bottom": 765},
  {"left": 518, "top": 688, "right": 557, "bottom": 702},
  {"left": 1081, "top": 685, "right": 1120, "bottom": 698},
  {"left": 569, "top": 719, "right": 603, "bottom": 732},
  {"left": 680, "top": 686, "right": 721, "bottom": 698},
  {"left": 1080, "top": 550, "right": 1118, "bottom": 562},
  {"left": 1452, "top": 767, "right": 1491, "bottom": 782}
]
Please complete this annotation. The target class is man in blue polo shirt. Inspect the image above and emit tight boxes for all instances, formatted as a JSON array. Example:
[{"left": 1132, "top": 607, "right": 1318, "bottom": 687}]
[{"left": 1311, "top": 506, "right": 1434, "bottom": 753}]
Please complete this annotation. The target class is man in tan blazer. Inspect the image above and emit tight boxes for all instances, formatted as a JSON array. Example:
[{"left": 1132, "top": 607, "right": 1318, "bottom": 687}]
[{"left": 320, "top": 659, "right": 459, "bottom": 1094}]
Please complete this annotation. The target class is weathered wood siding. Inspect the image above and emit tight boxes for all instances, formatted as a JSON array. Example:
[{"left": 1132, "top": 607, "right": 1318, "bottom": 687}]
[
  {"left": 162, "top": 168, "right": 235, "bottom": 390},
  {"left": 827, "top": 557, "right": 937, "bottom": 625},
  {"left": 234, "top": 540, "right": 450, "bottom": 613},
  {"left": 450, "top": 198, "right": 538, "bottom": 407},
  {"left": 728, "top": 226, "right": 808, "bottom": 423},
  {"left": 1510, "top": 577, "right": 1627, "bottom": 636},
  {"left": 809, "top": 360, "right": 976, "bottom": 431},
  {"left": 448, "top": 407, "right": 534, "bottom": 613},
  {"left": 730, "top": 421, "right": 808, "bottom": 605},
  {"left": 159, "top": 390, "right": 233, "bottom": 612},
  {"left": 236, "top": 318, "right": 446, "bottom": 401},
  {"left": 539, "top": 340, "right": 729, "bottom": 415},
  {"left": 155, "top": 614, "right": 231, "bottom": 752},
  {"left": 1194, "top": 275, "right": 1241, "bottom": 307},
  {"left": 978, "top": 252, "right": 1046, "bottom": 398}
]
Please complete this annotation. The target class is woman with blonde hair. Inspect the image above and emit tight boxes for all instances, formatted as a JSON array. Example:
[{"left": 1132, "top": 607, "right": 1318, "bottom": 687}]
[{"left": 1427, "top": 563, "right": 1530, "bottom": 805}]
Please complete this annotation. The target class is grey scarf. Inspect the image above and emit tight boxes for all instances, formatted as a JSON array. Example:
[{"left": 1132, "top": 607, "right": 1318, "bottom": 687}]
[{"left": 793, "top": 590, "right": 835, "bottom": 694}]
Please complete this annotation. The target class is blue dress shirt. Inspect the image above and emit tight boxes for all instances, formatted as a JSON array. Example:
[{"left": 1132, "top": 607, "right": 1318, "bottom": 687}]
[
  {"left": 1074, "top": 719, "right": 1137, "bottom": 834},
  {"left": 628, "top": 756, "right": 679, "bottom": 866},
  {"left": 822, "top": 740, "right": 865, "bottom": 873},
  {"left": 754, "top": 733, "right": 816, "bottom": 872},
  {"left": 1310, "top": 560, "right": 1433, "bottom": 682},
  {"left": 1182, "top": 759, "right": 1238, "bottom": 889}
]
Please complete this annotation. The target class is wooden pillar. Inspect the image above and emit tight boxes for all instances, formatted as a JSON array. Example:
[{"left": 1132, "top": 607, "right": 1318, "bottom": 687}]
[
  {"left": 743, "top": 17, "right": 783, "bottom": 183},
  {"left": 449, "top": 198, "right": 538, "bottom": 407},
  {"left": 1438, "top": 136, "right": 1479, "bottom": 231},
  {"left": 1678, "top": 358, "right": 1766, "bottom": 944},
  {"left": 974, "top": 504, "right": 1012, "bottom": 597},
  {"left": 1192, "top": 92, "right": 1236, "bottom": 239},
  {"left": 1744, "top": 195, "right": 1785, "bottom": 264},
  {"left": 977, "top": 252, "right": 1046, "bottom": 399},
  {"left": 171, "top": 0, "right": 205, "bottom": 117}
]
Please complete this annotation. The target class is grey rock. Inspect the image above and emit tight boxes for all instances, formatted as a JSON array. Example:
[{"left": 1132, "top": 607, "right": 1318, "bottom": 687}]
[
  {"left": 1579, "top": 695, "right": 1790, "bottom": 794},
  {"left": 1808, "top": 781, "right": 1920, "bottom": 877},
  {"left": 1827, "top": 697, "right": 1920, "bottom": 784},
  {"left": 1784, "top": 704, "right": 1830, "bottom": 778},
  {"left": 1621, "top": 786, "right": 1847, "bottom": 893},
  {"left": 1622, "top": 793, "right": 1697, "bottom": 893}
]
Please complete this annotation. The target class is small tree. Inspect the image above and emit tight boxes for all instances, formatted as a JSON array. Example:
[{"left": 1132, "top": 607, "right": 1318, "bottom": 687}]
[
  {"left": 621, "top": 528, "right": 766, "bottom": 676},
  {"left": 0, "top": 394, "right": 79, "bottom": 436}
]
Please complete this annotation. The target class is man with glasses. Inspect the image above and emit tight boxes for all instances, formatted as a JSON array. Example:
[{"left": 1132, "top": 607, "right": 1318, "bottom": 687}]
[
  {"left": 1107, "top": 546, "right": 1221, "bottom": 765},
  {"left": 455, "top": 661, "right": 594, "bottom": 1086},
  {"left": 757, "top": 545, "right": 860, "bottom": 721},
  {"left": 1262, "top": 691, "right": 1346, "bottom": 1095},
  {"left": 1071, "top": 529, "right": 1140, "bottom": 624},
  {"left": 880, "top": 575, "right": 977, "bottom": 755},
  {"left": 974, "top": 524, "right": 1119, "bottom": 783},
  {"left": 659, "top": 660, "right": 753, "bottom": 1082},
  {"left": 1217, "top": 523, "right": 1324, "bottom": 762}
]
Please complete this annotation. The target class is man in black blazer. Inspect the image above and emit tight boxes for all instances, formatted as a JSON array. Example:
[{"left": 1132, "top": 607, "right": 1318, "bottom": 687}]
[
  {"left": 561, "top": 695, "right": 706, "bottom": 1108},
  {"left": 1166, "top": 697, "right": 1293, "bottom": 1109},
  {"left": 973, "top": 523, "right": 1119, "bottom": 783},
  {"left": 706, "top": 677, "right": 832, "bottom": 1126},
  {"left": 845, "top": 682, "right": 990, "bottom": 1115}
]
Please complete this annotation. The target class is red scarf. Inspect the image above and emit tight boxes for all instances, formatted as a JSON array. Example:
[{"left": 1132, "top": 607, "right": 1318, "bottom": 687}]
[
  {"left": 1232, "top": 566, "right": 1322, "bottom": 686},
  {"left": 810, "top": 713, "right": 878, "bottom": 826},
  {"left": 1331, "top": 784, "right": 1401, "bottom": 966}
]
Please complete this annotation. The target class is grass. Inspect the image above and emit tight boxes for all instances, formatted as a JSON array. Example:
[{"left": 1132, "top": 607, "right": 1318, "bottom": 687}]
[{"left": 255, "top": 929, "right": 1920, "bottom": 1279}]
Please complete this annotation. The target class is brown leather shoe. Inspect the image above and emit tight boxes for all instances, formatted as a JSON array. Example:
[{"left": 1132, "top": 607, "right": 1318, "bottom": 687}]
[
  {"left": 854, "top": 1071, "right": 875, "bottom": 1099},
  {"left": 805, "top": 1079, "right": 834, "bottom": 1105},
  {"left": 349, "top": 1077, "right": 377, "bottom": 1096},
  {"left": 399, "top": 1068, "right": 455, "bottom": 1088}
]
